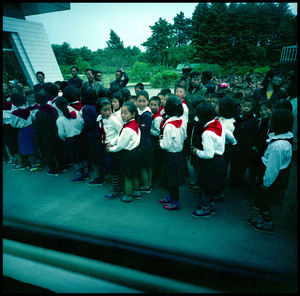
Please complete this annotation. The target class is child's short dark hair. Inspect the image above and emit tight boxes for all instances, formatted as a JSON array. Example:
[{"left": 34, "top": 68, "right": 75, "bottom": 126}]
[
  {"left": 44, "top": 83, "right": 59, "bottom": 98},
  {"left": 136, "top": 90, "right": 149, "bottom": 100},
  {"left": 149, "top": 96, "right": 161, "bottom": 105},
  {"left": 270, "top": 109, "right": 293, "bottom": 135},
  {"left": 195, "top": 101, "right": 216, "bottom": 123},
  {"left": 108, "top": 86, "right": 120, "bottom": 99},
  {"left": 35, "top": 90, "right": 48, "bottom": 105},
  {"left": 120, "top": 88, "right": 131, "bottom": 102},
  {"left": 123, "top": 101, "right": 139, "bottom": 119},
  {"left": 81, "top": 87, "right": 97, "bottom": 105},
  {"left": 190, "top": 94, "right": 206, "bottom": 108},
  {"left": 164, "top": 95, "right": 183, "bottom": 117},
  {"left": 63, "top": 85, "right": 80, "bottom": 103},
  {"left": 112, "top": 91, "right": 124, "bottom": 107},
  {"left": 160, "top": 88, "right": 171, "bottom": 96},
  {"left": 97, "top": 98, "right": 112, "bottom": 111},
  {"left": 11, "top": 93, "right": 25, "bottom": 107},
  {"left": 128, "top": 95, "right": 137, "bottom": 102},
  {"left": 135, "top": 83, "right": 144, "bottom": 90},
  {"left": 219, "top": 95, "right": 239, "bottom": 119}
]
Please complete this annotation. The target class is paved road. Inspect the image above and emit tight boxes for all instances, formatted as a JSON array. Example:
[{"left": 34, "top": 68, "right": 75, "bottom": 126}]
[{"left": 3, "top": 156, "right": 297, "bottom": 291}]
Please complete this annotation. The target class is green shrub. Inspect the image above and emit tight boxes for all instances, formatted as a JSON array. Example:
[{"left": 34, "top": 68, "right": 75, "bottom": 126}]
[
  {"left": 150, "top": 70, "right": 179, "bottom": 88},
  {"left": 128, "top": 62, "right": 152, "bottom": 82},
  {"left": 254, "top": 66, "right": 271, "bottom": 76}
]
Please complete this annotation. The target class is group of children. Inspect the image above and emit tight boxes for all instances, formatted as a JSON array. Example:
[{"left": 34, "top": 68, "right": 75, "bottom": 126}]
[{"left": 3, "top": 68, "right": 296, "bottom": 233}]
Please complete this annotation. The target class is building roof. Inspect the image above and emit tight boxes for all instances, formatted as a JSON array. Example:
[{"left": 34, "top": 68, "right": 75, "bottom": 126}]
[{"left": 3, "top": 3, "right": 70, "bottom": 19}]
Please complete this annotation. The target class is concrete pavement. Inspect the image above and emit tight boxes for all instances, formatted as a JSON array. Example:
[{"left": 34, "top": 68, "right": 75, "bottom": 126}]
[{"left": 3, "top": 157, "right": 297, "bottom": 291}]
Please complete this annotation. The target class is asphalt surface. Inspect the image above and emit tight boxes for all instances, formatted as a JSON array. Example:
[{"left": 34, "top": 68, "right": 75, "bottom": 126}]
[{"left": 3, "top": 154, "right": 297, "bottom": 290}]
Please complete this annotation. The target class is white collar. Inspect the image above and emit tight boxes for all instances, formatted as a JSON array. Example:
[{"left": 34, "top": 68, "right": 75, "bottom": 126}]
[
  {"left": 138, "top": 106, "right": 151, "bottom": 115},
  {"left": 267, "top": 131, "right": 293, "bottom": 142}
]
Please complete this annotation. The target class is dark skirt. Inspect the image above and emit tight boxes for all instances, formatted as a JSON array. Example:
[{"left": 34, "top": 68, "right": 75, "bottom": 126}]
[
  {"left": 164, "top": 151, "right": 185, "bottom": 189},
  {"left": 119, "top": 147, "right": 140, "bottom": 178},
  {"left": 198, "top": 154, "right": 226, "bottom": 197},
  {"left": 64, "top": 134, "right": 82, "bottom": 164},
  {"left": 87, "top": 137, "right": 101, "bottom": 165},
  {"left": 18, "top": 125, "right": 37, "bottom": 156},
  {"left": 138, "top": 140, "right": 153, "bottom": 169}
]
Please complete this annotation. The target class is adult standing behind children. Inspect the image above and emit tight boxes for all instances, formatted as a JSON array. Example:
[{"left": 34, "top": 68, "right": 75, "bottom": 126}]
[
  {"left": 252, "top": 67, "right": 286, "bottom": 112},
  {"left": 110, "top": 69, "right": 129, "bottom": 89},
  {"left": 68, "top": 66, "right": 83, "bottom": 90},
  {"left": 187, "top": 71, "right": 207, "bottom": 97},
  {"left": 33, "top": 71, "right": 46, "bottom": 93},
  {"left": 82, "top": 68, "right": 104, "bottom": 97}
]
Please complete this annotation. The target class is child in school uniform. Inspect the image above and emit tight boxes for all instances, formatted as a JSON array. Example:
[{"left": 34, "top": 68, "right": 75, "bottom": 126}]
[
  {"left": 10, "top": 93, "right": 39, "bottom": 171},
  {"left": 80, "top": 87, "right": 104, "bottom": 185},
  {"left": 54, "top": 96, "right": 87, "bottom": 182},
  {"left": 111, "top": 91, "right": 124, "bottom": 124},
  {"left": 136, "top": 90, "right": 153, "bottom": 193},
  {"left": 175, "top": 86, "right": 189, "bottom": 124},
  {"left": 33, "top": 91, "right": 64, "bottom": 176},
  {"left": 230, "top": 96, "right": 258, "bottom": 187},
  {"left": 191, "top": 102, "right": 236, "bottom": 217},
  {"left": 149, "top": 96, "right": 163, "bottom": 183},
  {"left": 96, "top": 98, "right": 123, "bottom": 199},
  {"left": 107, "top": 102, "right": 141, "bottom": 202},
  {"left": 159, "top": 95, "right": 187, "bottom": 210},
  {"left": 247, "top": 109, "right": 293, "bottom": 233},
  {"left": 63, "top": 85, "right": 83, "bottom": 112}
]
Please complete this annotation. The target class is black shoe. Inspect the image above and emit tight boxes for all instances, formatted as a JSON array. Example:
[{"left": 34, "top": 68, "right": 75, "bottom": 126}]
[{"left": 47, "top": 170, "right": 59, "bottom": 176}]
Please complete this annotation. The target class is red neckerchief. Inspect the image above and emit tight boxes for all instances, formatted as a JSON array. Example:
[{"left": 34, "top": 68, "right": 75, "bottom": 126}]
[
  {"left": 204, "top": 119, "right": 222, "bottom": 137},
  {"left": 39, "top": 104, "right": 56, "bottom": 114},
  {"left": 181, "top": 98, "right": 187, "bottom": 105},
  {"left": 159, "top": 116, "right": 168, "bottom": 135},
  {"left": 12, "top": 108, "right": 31, "bottom": 120},
  {"left": 28, "top": 103, "right": 39, "bottom": 111},
  {"left": 152, "top": 109, "right": 162, "bottom": 120},
  {"left": 100, "top": 119, "right": 106, "bottom": 143},
  {"left": 69, "top": 111, "right": 77, "bottom": 119},
  {"left": 160, "top": 118, "right": 183, "bottom": 135},
  {"left": 119, "top": 119, "right": 139, "bottom": 135},
  {"left": 70, "top": 101, "right": 83, "bottom": 111},
  {"left": 3, "top": 101, "right": 12, "bottom": 110}
]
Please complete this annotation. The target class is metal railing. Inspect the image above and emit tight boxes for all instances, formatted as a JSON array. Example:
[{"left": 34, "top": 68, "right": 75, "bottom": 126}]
[{"left": 280, "top": 45, "right": 297, "bottom": 64}]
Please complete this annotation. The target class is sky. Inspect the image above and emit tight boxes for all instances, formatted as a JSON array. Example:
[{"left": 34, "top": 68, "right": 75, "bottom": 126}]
[{"left": 25, "top": 2, "right": 298, "bottom": 52}]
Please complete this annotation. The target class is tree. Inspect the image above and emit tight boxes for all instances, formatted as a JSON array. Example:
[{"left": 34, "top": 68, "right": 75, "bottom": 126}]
[
  {"left": 173, "top": 12, "right": 192, "bottom": 47},
  {"left": 106, "top": 29, "right": 124, "bottom": 50},
  {"left": 142, "top": 18, "right": 175, "bottom": 67}
]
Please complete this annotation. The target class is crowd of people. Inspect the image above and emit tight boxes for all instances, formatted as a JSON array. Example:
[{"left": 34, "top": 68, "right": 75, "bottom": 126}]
[{"left": 3, "top": 64, "right": 297, "bottom": 234}]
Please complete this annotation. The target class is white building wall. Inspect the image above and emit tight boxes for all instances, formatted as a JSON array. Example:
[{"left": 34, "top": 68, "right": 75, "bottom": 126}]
[{"left": 3, "top": 16, "right": 64, "bottom": 86}]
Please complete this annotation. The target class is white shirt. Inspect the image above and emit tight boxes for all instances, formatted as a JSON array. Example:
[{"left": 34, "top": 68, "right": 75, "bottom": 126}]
[
  {"left": 196, "top": 119, "right": 237, "bottom": 159},
  {"left": 10, "top": 105, "right": 33, "bottom": 128},
  {"left": 96, "top": 114, "right": 122, "bottom": 145},
  {"left": 262, "top": 132, "right": 293, "bottom": 187},
  {"left": 113, "top": 109, "right": 123, "bottom": 125},
  {"left": 159, "top": 116, "right": 187, "bottom": 153},
  {"left": 150, "top": 113, "right": 163, "bottom": 137},
  {"left": 109, "top": 119, "right": 141, "bottom": 152},
  {"left": 56, "top": 109, "right": 84, "bottom": 141},
  {"left": 182, "top": 100, "right": 189, "bottom": 124}
]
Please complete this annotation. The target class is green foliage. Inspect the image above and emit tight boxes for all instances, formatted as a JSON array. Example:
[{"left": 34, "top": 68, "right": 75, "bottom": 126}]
[
  {"left": 254, "top": 66, "right": 271, "bottom": 76},
  {"left": 150, "top": 70, "right": 179, "bottom": 88}
]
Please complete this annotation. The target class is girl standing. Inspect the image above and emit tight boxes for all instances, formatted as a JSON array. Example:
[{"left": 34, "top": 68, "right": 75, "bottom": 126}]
[
  {"left": 96, "top": 98, "right": 123, "bottom": 199},
  {"left": 107, "top": 102, "right": 141, "bottom": 202},
  {"left": 136, "top": 90, "right": 153, "bottom": 193},
  {"left": 159, "top": 95, "right": 187, "bottom": 210},
  {"left": 55, "top": 96, "right": 86, "bottom": 182}
]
